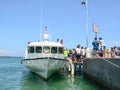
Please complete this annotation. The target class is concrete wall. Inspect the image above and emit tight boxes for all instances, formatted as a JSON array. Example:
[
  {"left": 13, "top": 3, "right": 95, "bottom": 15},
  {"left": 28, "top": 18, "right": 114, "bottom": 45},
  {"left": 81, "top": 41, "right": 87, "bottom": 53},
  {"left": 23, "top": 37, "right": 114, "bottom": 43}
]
[{"left": 83, "top": 58, "right": 120, "bottom": 90}]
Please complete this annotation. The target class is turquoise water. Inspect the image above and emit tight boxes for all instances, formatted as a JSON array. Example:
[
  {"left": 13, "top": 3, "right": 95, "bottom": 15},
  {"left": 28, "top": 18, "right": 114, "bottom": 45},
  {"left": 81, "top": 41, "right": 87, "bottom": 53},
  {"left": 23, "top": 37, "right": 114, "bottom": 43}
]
[{"left": 0, "top": 57, "right": 107, "bottom": 90}]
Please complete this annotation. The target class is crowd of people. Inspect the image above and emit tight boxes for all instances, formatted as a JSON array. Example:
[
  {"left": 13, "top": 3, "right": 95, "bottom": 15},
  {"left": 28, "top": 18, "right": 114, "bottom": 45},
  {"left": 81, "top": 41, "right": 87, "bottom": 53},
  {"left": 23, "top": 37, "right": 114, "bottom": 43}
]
[
  {"left": 92, "top": 37, "right": 120, "bottom": 58},
  {"left": 62, "top": 37, "right": 106, "bottom": 61},
  {"left": 59, "top": 37, "right": 120, "bottom": 61},
  {"left": 63, "top": 44, "right": 87, "bottom": 63},
  {"left": 63, "top": 36, "right": 107, "bottom": 61}
]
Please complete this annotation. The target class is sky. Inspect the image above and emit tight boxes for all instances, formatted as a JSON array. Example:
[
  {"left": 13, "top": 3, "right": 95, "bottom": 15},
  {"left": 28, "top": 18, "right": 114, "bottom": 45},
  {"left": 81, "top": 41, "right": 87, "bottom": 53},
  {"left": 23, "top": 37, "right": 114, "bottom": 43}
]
[{"left": 0, "top": 0, "right": 120, "bottom": 56}]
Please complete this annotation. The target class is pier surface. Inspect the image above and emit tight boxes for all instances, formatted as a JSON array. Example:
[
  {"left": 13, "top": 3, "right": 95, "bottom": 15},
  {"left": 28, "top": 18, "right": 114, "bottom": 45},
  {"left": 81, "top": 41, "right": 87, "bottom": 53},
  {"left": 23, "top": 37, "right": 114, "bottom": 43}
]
[{"left": 83, "top": 58, "right": 120, "bottom": 90}]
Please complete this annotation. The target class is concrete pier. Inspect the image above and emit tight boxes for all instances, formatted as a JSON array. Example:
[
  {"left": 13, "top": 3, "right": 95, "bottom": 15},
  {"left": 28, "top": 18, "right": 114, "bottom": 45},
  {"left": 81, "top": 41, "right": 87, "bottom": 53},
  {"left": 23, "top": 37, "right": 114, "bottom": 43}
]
[{"left": 83, "top": 58, "right": 120, "bottom": 90}]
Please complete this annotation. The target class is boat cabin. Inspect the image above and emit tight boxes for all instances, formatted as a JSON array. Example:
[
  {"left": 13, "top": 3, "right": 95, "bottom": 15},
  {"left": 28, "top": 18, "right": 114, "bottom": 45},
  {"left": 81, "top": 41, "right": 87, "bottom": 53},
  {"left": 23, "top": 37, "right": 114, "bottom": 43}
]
[{"left": 25, "top": 42, "right": 64, "bottom": 59}]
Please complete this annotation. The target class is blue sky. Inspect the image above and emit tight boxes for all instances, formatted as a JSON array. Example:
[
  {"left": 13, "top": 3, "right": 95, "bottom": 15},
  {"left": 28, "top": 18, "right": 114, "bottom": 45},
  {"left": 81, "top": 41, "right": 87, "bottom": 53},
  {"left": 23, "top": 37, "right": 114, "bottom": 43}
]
[{"left": 0, "top": 0, "right": 120, "bottom": 56}]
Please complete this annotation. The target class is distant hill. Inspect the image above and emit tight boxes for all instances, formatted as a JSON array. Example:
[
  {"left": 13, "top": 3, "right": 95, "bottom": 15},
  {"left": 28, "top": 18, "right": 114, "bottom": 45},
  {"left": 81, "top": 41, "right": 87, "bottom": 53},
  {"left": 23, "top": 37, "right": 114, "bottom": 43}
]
[
  {"left": 0, "top": 56, "right": 22, "bottom": 58},
  {"left": 0, "top": 56, "right": 11, "bottom": 58}
]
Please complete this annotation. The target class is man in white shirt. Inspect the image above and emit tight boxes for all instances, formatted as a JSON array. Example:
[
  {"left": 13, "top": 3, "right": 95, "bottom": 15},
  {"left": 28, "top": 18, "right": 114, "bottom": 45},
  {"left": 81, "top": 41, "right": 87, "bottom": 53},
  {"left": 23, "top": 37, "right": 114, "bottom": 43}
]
[
  {"left": 76, "top": 44, "right": 81, "bottom": 61},
  {"left": 99, "top": 37, "right": 106, "bottom": 51}
]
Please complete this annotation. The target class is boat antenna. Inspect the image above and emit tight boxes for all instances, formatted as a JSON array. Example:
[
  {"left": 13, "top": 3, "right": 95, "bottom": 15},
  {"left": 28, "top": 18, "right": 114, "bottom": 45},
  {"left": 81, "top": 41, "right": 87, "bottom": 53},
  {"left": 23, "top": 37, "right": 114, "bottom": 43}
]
[
  {"left": 40, "top": 8, "right": 43, "bottom": 41},
  {"left": 50, "top": 33, "right": 52, "bottom": 41},
  {"left": 49, "top": 26, "right": 52, "bottom": 41}
]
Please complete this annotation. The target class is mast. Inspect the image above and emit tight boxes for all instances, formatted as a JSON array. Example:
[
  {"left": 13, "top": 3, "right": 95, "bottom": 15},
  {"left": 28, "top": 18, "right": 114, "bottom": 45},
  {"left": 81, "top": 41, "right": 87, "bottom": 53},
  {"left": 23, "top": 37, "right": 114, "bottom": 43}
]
[{"left": 40, "top": 8, "right": 43, "bottom": 42}]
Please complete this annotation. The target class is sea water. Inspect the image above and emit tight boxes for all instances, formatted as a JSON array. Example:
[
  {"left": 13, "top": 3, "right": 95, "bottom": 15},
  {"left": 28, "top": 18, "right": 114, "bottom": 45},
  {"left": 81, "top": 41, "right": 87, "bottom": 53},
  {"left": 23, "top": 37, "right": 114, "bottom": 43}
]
[{"left": 0, "top": 57, "right": 107, "bottom": 90}]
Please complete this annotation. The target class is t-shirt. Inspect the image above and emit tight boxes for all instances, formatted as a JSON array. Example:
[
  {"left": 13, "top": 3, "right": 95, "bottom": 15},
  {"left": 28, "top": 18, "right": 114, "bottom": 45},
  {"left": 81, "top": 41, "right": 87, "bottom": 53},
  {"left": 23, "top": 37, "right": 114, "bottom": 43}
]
[
  {"left": 76, "top": 48, "right": 81, "bottom": 54},
  {"left": 99, "top": 40, "right": 106, "bottom": 46},
  {"left": 92, "top": 40, "right": 99, "bottom": 48},
  {"left": 64, "top": 50, "right": 69, "bottom": 57}
]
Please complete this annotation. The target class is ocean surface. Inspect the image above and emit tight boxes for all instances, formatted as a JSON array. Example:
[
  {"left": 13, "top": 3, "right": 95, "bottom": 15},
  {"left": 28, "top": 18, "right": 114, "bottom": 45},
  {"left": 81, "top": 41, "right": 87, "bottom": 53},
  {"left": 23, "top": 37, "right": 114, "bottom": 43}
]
[{"left": 0, "top": 57, "right": 107, "bottom": 90}]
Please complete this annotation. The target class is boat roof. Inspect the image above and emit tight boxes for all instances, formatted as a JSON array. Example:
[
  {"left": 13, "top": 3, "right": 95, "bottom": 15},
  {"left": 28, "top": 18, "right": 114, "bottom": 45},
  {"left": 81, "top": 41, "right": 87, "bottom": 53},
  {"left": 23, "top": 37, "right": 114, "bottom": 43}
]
[{"left": 27, "top": 41, "right": 64, "bottom": 47}]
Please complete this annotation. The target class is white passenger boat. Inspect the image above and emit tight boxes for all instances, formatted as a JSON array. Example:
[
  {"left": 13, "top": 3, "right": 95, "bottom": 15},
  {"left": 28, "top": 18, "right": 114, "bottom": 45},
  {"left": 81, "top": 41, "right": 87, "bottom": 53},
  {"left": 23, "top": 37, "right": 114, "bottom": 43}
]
[{"left": 21, "top": 26, "right": 68, "bottom": 79}]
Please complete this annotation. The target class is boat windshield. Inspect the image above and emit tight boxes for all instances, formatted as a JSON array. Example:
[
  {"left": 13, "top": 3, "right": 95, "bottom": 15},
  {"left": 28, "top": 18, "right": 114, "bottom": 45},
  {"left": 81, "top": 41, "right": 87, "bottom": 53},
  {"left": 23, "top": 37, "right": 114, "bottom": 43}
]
[
  {"left": 51, "top": 47, "right": 57, "bottom": 54},
  {"left": 58, "top": 47, "right": 63, "bottom": 54},
  {"left": 28, "top": 46, "right": 34, "bottom": 53},
  {"left": 43, "top": 46, "right": 50, "bottom": 54},
  {"left": 27, "top": 46, "right": 63, "bottom": 54},
  {"left": 36, "top": 46, "right": 42, "bottom": 53}
]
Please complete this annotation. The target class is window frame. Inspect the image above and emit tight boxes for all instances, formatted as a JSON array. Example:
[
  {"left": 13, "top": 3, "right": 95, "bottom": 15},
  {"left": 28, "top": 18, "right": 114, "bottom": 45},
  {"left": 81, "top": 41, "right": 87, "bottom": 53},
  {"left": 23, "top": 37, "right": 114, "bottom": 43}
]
[
  {"left": 35, "top": 46, "right": 42, "bottom": 53},
  {"left": 43, "top": 46, "right": 50, "bottom": 54},
  {"left": 58, "top": 47, "right": 63, "bottom": 54},
  {"left": 51, "top": 47, "right": 57, "bottom": 54},
  {"left": 28, "top": 46, "right": 34, "bottom": 53}
]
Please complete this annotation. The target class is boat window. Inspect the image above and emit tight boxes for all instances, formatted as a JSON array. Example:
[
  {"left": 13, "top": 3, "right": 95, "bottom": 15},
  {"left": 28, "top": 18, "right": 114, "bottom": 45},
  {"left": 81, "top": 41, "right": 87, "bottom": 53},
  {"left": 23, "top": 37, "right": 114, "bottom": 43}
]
[
  {"left": 51, "top": 47, "right": 57, "bottom": 54},
  {"left": 36, "top": 46, "right": 42, "bottom": 53},
  {"left": 28, "top": 46, "right": 34, "bottom": 53},
  {"left": 43, "top": 46, "right": 50, "bottom": 54},
  {"left": 58, "top": 47, "right": 63, "bottom": 54}
]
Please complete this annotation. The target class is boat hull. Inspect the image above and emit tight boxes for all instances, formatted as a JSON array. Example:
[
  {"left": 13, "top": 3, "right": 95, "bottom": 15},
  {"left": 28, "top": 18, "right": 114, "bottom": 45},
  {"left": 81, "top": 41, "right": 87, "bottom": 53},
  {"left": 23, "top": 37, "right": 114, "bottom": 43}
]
[{"left": 21, "top": 57, "right": 68, "bottom": 79}]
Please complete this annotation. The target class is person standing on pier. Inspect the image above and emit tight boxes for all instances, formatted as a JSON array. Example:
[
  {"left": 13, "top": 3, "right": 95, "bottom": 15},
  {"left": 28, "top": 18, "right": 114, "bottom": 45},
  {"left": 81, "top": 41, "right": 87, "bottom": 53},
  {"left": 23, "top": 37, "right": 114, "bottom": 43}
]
[
  {"left": 99, "top": 37, "right": 106, "bottom": 57},
  {"left": 81, "top": 47, "right": 86, "bottom": 59},
  {"left": 76, "top": 44, "right": 81, "bottom": 62},
  {"left": 99, "top": 37, "right": 106, "bottom": 51},
  {"left": 92, "top": 37, "right": 99, "bottom": 56}
]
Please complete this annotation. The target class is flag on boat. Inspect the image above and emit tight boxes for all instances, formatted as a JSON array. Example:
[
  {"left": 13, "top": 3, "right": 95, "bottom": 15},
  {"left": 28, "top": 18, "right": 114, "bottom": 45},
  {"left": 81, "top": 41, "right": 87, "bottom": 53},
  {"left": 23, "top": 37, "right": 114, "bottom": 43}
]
[{"left": 60, "top": 39, "right": 64, "bottom": 45}]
